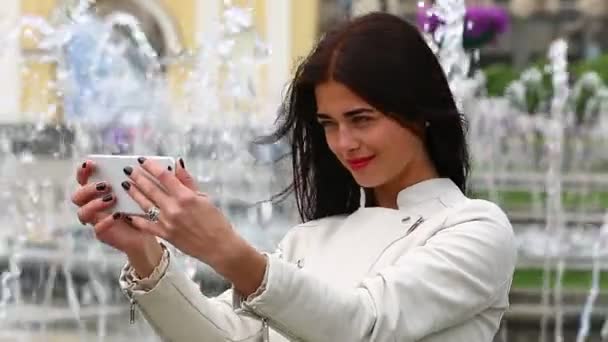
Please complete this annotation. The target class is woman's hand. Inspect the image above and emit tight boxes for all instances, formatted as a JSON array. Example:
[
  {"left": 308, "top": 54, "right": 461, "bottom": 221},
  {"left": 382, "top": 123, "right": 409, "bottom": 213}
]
[
  {"left": 122, "top": 158, "right": 267, "bottom": 295},
  {"left": 74, "top": 160, "right": 156, "bottom": 254},
  {"left": 120, "top": 158, "right": 236, "bottom": 266},
  {"left": 73, "top": 160, "right": 172, "bottom": 277}
]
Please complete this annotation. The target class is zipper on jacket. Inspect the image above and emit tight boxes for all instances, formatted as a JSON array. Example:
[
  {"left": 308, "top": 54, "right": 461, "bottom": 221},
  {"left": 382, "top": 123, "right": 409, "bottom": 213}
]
[
  {"left": 262, "top": 318, "right": 269, "bottom": 342},
  {"left": 243, "top": 303, "right": 300, "bottom": 341},
  {"left": 406, "top": 216, "right": 425, "bottom": 235},
  {"left": 124, "top": 292, "right": 166, "bottom": 340},
  {"left": 130, "top": 297, "right": 136, "bottom": 324}
]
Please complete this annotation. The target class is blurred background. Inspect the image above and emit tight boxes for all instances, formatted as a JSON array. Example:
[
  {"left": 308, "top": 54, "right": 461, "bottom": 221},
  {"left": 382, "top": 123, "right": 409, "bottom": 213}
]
[{"left": 0, "top": 0, "right": 608, "bottom": 341}]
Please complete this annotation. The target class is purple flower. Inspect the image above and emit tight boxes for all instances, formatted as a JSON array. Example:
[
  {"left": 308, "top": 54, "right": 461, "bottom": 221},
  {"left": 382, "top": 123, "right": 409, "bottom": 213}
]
[
  {"left": 465, "top": 6, "right": 509, "bottom": 38},
  {"left": 416, "top": 5, "right": 443, "bottom": 34},
  {"left": 417, "top": 4, "right": 510, "bottom": 49}
]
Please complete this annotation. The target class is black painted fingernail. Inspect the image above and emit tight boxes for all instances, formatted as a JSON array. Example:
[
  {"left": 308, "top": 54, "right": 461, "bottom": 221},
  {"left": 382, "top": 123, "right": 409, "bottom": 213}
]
[
  {"left": 96, "top": 182, "right": 106, "bottom": 191},
  {"left": 179, "top": 158, "right": 185, "bottom": 169},
  {"left": 82, "top": 162, "right": 87, "bottom": 169},
  {"left": 102, "top": 194, "right": 113, "bottom": 202},
  {"left": 121, "top": 181, "right": 131, "bottom": 191},
  {"left": 123, "top": 166, "right": 133, "bottom": 176},
  {"left": 137, "top": 157, "right": 146, "bottom": 164},
  {"left": 113, "top": 212, "right": 122, "bottom": 220},
  {"left": 168, "top": 165, "right": 173, "bottom": 171}
]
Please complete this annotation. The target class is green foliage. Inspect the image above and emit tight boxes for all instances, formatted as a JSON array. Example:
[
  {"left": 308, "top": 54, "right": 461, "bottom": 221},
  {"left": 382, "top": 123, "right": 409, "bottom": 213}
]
[
  {"left": 571, "top": 54, "right": 608, "bottom": 85},
  {"left": 513, "top": 268, "right": 608, "bottom": 290},
  {"left": 471, "top": 189, "right": 608, "bottom": 211},
  {"left": 483, "top": 64, "right": 519, "bottom": 97},
  {"left": 482, "top": 54, "right": 608, "bottom": 118},
  {"left": 573, "top": 85, "right": 595, "bottom": 124},
  {"left": 524, "top": 74, "right": 551, "bottom": 114}
]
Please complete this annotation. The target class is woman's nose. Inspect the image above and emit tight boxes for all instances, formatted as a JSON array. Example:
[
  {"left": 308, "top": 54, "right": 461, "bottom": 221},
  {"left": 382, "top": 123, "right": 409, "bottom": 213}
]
[{"left": 336, "top": 127, "right": 360, "bottom": 151}]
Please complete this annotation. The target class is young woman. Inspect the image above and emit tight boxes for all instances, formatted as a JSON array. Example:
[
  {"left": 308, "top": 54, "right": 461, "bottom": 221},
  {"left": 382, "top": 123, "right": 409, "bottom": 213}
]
[{"left": 72, "top": 12, "right": 516, "bottom": 342}]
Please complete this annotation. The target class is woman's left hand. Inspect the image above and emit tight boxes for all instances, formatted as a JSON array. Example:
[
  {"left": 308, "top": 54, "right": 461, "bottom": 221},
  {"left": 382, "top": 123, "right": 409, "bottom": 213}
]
[{"left": 121, "top": 158, "right": 240, "bottom": 270}]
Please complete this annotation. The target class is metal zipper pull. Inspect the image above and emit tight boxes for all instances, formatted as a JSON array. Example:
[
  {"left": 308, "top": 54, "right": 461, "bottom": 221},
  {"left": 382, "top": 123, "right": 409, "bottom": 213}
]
[
  {"left": 130, "top": 298, "right": 136, "bottom": 324},
  {"left": 262, "top": 318, "right": 269, "bottom": 342},
  {"left": 407, "top": 216, "right": 425, "bottom": 235}
]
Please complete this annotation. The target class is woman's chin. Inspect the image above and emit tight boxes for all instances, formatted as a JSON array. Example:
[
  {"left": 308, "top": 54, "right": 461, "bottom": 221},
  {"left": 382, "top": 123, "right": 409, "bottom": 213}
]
[{"left": 352, "top": 175, "right": 383, "bottom": 189}]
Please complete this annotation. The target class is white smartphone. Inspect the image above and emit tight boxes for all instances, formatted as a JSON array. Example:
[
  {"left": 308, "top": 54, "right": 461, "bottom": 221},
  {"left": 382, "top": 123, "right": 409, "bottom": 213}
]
[{"left": 87, "top": 154, "right": 175, "bottom": 216}]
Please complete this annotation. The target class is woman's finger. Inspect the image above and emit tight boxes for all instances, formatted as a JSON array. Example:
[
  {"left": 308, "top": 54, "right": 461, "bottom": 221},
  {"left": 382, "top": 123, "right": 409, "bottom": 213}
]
[
  {"left": 123, "top": 165, "right": 172, "bottom": 209},
  {"left": 174, "top": 158, "right": 199, "bottom": 191},
  {"left": 71, "top": 181, "right": 112, "bottom": 206},
  {"left": 77, "top": 160, "right": 95, "bottom": 186},
  {"left": 94, "top": 211, "right": 123, "bottom": 236},
  {"left": 125, "top": 215, "right": 170, "bottom": 240},
  {"left": 121, "top": 180, "right": 158, "bottom": 216},
  {"left": 137, "top": 158, "right": 190, "bottom": 196},
  {"left": 94, "top": 212, "right": 141, "bottom": 242},
  {"left": 122, "top": 180, "right": 176, "bottom": 229},
  {"left": 77, "top": 193, "right": 116, "bottom": 224}
]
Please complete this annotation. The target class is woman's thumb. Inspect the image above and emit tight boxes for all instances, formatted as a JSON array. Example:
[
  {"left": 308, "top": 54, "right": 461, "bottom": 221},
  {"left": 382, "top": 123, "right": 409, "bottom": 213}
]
[{"left": 175, "top": 158, "right": 198, "bottom": 191}]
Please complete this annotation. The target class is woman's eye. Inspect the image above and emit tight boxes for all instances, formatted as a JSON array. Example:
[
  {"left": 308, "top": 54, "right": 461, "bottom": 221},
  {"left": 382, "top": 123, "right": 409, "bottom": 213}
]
[
  {"left": 318, "top": 121, "right": 335, "bottom": 128},
  {"left": 353, "top": 116, "right": 372, "bottom": 124}
]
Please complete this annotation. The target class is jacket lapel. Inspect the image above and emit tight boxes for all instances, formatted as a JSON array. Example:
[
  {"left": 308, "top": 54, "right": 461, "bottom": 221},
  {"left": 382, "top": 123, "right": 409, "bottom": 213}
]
[
  {"left": 305, "top": 208, "right": 426, "bottom": 287},
  {"left": 298, "top": 179, "right": 467, "bottom": 287}
]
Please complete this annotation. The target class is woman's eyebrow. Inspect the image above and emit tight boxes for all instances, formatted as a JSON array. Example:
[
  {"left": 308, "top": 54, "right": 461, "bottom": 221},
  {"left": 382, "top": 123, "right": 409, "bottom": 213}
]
[{"left": 316, "top": 108, "right": 374, "bottom": 118}]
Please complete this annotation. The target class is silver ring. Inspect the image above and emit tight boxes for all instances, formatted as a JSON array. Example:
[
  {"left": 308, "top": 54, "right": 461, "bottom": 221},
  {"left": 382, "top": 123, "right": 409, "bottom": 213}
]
[{"left": 146, "top": 206, "right": 161, "bottom": 223}]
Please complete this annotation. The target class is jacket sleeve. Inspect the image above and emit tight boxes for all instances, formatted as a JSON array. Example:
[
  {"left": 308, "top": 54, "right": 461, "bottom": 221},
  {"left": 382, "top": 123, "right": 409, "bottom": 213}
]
[
  {"left": 239, "top": 201, "right": 517, "bottom": 342},
  {"left": 119, "top": 248, "right": 271, "bottom": 342}
]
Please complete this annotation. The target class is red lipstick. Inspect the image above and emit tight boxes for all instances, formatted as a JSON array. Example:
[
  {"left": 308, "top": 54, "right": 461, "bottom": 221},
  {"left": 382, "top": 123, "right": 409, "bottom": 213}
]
[{"left": 347, "top": 156, "right": 375, "bottom": 170}]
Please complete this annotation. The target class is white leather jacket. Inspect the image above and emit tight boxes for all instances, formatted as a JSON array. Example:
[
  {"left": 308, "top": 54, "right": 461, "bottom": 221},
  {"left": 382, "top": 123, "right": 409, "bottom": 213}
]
[{"left": 119, "top": 178, "right": 517, "bottom": 341}]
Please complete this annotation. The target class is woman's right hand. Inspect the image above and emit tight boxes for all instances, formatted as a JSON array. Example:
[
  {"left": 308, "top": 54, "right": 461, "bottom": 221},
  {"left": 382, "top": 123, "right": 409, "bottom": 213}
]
[{"left": 72, "top": 160, "right": 163, "bottom": 276}]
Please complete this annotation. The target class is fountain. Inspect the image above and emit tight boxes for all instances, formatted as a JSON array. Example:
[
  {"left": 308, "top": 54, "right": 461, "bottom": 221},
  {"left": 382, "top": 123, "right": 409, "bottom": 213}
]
[
  {"left": 0, "top": 0, "right": 294, "bottom": 340},
  {"left": 1, "top": 0, "right": 608, "bottom": 340},
  {"left": 420, "top": 0, "right": 608, "bottom": 341}
]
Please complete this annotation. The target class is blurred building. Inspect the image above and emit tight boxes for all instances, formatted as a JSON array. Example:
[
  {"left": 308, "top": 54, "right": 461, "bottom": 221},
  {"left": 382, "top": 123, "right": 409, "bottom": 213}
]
[
  {"left": 2, "top": 0, "right": 320, "bottom": 124},
  {"left": 320, "top": 0, "right": 608, "bottom": 68},
  {"left": 5, "top": 0, "right": 608, "bottom": 124}
]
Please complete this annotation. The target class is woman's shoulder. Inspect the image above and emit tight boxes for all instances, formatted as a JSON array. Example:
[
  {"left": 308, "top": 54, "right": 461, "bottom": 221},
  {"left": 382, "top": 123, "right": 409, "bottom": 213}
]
[
  {"left": 443, "top": 196, "right": 514, "bottom": 239},
  {"left": 296, "top": 214, "right": 349, "bottom": 228},
  {"left": 459, "top": 197, "right": 510, "bottom": 221}
]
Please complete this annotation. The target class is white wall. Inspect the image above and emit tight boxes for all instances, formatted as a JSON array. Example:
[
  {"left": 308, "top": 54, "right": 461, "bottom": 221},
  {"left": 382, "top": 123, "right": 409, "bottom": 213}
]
[
  {"left": 196, "top": 0, "right": 222, "bottom": 42},
  {"left": 265, "top": 0, "right": 291, "bottom": 113},
  {"left": 0, "top": 0, "right": 21, "bottom": 122}
]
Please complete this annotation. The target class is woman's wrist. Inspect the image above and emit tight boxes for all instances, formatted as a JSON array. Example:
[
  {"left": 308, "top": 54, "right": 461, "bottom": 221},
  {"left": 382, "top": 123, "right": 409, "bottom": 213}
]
[
  {"left": 212, "top": 233, "right": 267, "bottom": 297},
  {"left": 126, "top": 238, "right": 164, "bottom": 278}
]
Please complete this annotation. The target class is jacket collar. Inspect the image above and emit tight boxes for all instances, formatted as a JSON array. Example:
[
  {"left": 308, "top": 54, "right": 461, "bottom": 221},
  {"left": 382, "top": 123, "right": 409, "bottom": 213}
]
[
  {"left": 360, "top": 178, "right": 466, "bottom": 218},
  {"left": 396, "top": 178, "right": 464, "bottom": 210}
]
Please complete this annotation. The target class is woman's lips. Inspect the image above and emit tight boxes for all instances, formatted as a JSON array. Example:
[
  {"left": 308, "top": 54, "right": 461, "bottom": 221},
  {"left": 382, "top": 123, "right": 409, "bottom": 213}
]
[{"left": 347, "top": 156, "right": 375, "bottom": 170}]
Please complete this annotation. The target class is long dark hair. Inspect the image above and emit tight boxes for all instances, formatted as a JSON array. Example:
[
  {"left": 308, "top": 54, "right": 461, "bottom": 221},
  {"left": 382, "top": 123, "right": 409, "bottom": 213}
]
[{"left": 263, "top": 12, "right": 470, "bottom": 222}]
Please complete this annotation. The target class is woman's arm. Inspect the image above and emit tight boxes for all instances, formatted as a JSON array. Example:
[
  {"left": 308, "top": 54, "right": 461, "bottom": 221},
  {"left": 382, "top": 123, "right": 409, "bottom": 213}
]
[
  {"left": 120, "top": 244, "right": 271, "bottom": 342},
  {"left": 230, "top": 201, "right": 516, "bottom": 342}
]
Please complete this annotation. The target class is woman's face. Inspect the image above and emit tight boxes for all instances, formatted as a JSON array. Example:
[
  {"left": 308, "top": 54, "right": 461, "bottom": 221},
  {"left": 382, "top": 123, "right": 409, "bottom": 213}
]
[{"left": 315, "top": 80, "right": 429, "bottom": 189}]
